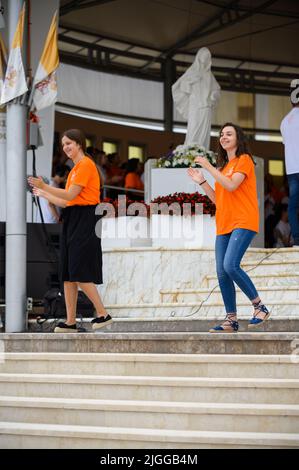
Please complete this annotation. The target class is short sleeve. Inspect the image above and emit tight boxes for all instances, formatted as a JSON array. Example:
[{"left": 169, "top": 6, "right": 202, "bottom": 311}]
[
  {"left": 71, "top": 160, "right": 91, "bottom": 188},
  {"left": 234, "top": 154, "right": 253, "bottom": 178},
  {"left": 125, "top": 173, "right": 136, "bottom": 188}
]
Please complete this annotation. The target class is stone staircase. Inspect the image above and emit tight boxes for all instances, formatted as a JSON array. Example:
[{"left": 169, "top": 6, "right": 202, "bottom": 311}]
[
  {"left": 1, "top": 247, "right": 299, "bottom": 448},
  {"left": 157, "top": 258, "right": 299, "bottom": 318},
  {"left": 0, "top": 353, "right": 299, "bottom": 448},
  {"left": 85, "top": 247, "right": 299, "bottom": 320}
]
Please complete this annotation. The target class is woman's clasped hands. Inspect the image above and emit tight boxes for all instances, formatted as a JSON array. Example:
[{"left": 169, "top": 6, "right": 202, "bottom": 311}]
[{"left": 28, "top": 176, "right": 47, "bottom": 198}]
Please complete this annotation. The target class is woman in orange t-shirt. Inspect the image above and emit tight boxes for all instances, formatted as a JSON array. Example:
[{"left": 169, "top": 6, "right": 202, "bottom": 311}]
[
  {"left": 188, "top": 123, "right": 270, "bottom": 332},
  {"left": 29, "top": 129, "right": 112, "bottom": 333},
  {"left": 124, "top": 158, "right": 144, "bottom": 191}
]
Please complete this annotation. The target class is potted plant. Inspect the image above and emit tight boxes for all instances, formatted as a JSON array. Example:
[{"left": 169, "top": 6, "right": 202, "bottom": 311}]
[{"left": 157, "top": 143, "right": 216, "bottom": 168}]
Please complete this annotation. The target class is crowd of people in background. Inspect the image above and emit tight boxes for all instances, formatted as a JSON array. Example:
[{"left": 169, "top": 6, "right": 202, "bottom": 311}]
[
  {"left": 85, "top": 147, "right": 144, "bottom": 195},
  {"left": 53, "top": 145, "right": 145, "bottom": 193},
  {"left": 46, "top": 137, "right": 297, "bottom": 250},
  {"left": 44, "top": 143, "right": 146, "bottom": 223},
  {"left": 264, "top": 173, "right": 293, "bottom": 248}
]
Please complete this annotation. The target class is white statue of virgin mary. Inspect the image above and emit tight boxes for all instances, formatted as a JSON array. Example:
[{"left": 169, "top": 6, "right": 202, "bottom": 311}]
[{"left": 172, "top": 47, "right": 220, "bottom": 149}]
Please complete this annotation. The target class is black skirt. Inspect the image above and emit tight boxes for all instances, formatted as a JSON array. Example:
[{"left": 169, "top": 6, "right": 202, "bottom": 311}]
[{"left": 60, "top": 205, "right": 103, "bottom": 284}]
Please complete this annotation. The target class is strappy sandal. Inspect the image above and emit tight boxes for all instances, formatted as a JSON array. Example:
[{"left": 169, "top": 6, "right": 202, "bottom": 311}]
[
  {"left": 209, "top": 314, "right": 239, "bottom": 333},
  {"left": 248, "top": 301, "right": 270, "bottom": 328}
]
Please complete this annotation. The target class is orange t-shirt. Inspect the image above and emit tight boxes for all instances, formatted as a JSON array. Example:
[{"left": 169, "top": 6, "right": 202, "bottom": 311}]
[
  {"left": 125, "top": 172, "right": 144, "bottom": 190},
  {"left": 215, "top": 154, "right": 259, "bottom": 235},
  {"left": 66, "top": 156, "right": 100, "bottom": 206}
]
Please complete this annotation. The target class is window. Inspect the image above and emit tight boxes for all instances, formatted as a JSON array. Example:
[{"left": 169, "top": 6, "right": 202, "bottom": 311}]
[
  {"left": 128, "top": 144, "right": 145, "bottom": 162},
  {"left": 269, "top": 160, "right": 284, "bottom": 176},
  {"left": 85, "top": 137, "right": 93, "bottom": 148},
  {"left": 237, "top": 93, "right": 254, "bottom": 128},
  {"left": 102, "top": 140, "right": 118, "bottom": 154}
]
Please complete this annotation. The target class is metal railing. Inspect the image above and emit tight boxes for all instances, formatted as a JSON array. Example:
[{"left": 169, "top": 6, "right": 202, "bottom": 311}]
[{"left": 102, "top": 184, "right": 144, "bottom": 199}]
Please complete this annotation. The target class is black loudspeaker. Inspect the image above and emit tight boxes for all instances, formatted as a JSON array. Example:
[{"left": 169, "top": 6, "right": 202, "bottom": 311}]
[
  {"left": 0, "top": 222, "right": 4, "bottom": 262},
  {"left": 27, "top": 262, "right": 60, "bottom": 300},
  {"left": 0, "top": 223, "right": 5, "bottom": 301},
  {"left": 0, "top": 223, "right": 62, "bottom": 301},
  {"left": 0, "top": 261, "right": 4, "bottom": 302},
  {"left": 27, "top": 223, "right": 62, "bottom": 299},
  {"left": 27, "top": 223, "right": 61, "bottom": 262}
]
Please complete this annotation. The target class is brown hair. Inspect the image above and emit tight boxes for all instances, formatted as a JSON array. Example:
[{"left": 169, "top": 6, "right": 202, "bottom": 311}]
[
  {"left": 217, "top": 122, "right": 254, "bottom": 169},
  {"left": 62, "top": 129, "right": 86, "bottom": 153},
  {"left": 62, "top": 129, "right": 102, "bottom": 183}
]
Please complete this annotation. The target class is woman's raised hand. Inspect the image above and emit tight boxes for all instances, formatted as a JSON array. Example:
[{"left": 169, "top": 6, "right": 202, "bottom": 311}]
[
  {"left": 28, "top": 176, "right": 45, "bottom": 190},
  {"left": 187, "top": 167, "right": 206, "bottom": 184},
  {"left": 194, "top": 155, "right": 211, "bottom": 169}
]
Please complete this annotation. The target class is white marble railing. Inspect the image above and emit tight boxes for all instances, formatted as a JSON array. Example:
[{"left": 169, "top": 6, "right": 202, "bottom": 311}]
[{"left": 100, "top": 215, "right": 216, "bottom": 249}]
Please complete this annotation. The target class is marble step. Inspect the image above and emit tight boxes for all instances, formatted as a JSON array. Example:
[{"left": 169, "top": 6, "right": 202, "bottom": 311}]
[
  {"left": 1, "top": 422, "right": 298, "bottom": 449},
  {"left": 0, "top": 373, "right": 299, "bottom": 404},
  {"left": 104, "top": 247, "right": 299, "bottom": 262},
  {"left": 238, "top": 260, "right": 299, "bottom": 275},
  {"left": 2, "top": 332, "right": 299, "bottom": 354},
  {"left": 198, "top": 261, "right": 299, "bottom": 280},
  {"left": 160, "top": 286, "right": 299, "bottom": 303},
  {"left": 0, "top": 397, "right": 299, "bottom": 434},
  {"left": 204, "top": 272, "right": 299, "bottom": 288},
  {"left": 28, "top": 318, "right": 299, "bottom": 333},
  {"left": 103, "top": 301, "right": 299, "bottom": 319},
  {"left": 1, "top": 353, "right": 298, "bottom": 379},
  {"left": 243, "top": 247, "right": 299, "bottom": 262}
]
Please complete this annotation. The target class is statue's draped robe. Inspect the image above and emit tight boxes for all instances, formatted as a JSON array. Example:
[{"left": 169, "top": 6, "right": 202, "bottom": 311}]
[{"left": 172, "top": 48, "right": 221, "bottom": 149}]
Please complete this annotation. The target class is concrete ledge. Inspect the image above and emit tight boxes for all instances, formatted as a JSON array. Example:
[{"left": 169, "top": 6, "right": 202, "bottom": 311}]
[
  {"left": 1, "top": 397, "right": 299, "bottom": 433},
  {"left": 1, "top": 373, "right": 298, "bottom": 404},
  {"left": 1, "top": 352, "right": 298, "bottom": 378},
  {"left": 1, "top": 331, "right": 299, "bottom": 354},
  {"left": 1, "top": 422, "right": 299, "bottom": 448},
  {"left": 27, "top": 318, "right": 299, "bottom": 333}
]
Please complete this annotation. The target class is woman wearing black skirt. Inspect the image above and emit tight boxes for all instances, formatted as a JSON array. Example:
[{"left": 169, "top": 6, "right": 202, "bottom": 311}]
[{"left": 29, "top": 129, "right": 112, "bottom": 333}]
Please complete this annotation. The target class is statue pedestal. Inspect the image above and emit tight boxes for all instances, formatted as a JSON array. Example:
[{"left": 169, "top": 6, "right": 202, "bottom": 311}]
[
  {"left": 151, "top": 214, "right": 216, "bottom": 248},
  {"left": 150, "top": 167, "right": 215, "bottom": 200},
  {"left": 101, "top": 216, "right": 151, "bottom": 249}
]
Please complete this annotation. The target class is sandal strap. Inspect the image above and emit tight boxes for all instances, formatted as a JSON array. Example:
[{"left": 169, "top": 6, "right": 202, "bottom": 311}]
[
  {"left": 223, "top": 315, "right": 239, "bottom": 329},
  {"left": 252, "top": 301, "right": 269, "bottom": 317},
  {"left": 211, "top": 315, "right": 239, "bottom": 332}
]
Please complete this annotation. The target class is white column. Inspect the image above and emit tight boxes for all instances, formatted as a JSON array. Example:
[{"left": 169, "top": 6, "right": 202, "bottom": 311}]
[
  {"left": 0, "top": 110, "right": 6, "bottom": 222},
  {"left": 5, "top": 0, "right": 27, "bottom": 332}
]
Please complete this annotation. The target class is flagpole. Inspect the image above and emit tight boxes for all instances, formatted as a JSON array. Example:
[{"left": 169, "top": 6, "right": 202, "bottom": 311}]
[{"left": 5, "top": 0, "right": 27, "bottom": 332}]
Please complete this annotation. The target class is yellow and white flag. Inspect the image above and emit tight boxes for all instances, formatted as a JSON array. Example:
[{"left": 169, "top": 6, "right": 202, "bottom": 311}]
[
  {"left": 0, "top": 4, "right": 28, "bottom": 105},
  {"left": 33, "top": 11, "right": 59, "bottom": 111},
  {"left": 0, "top": 34, "right": 7, "bottom": 99}
]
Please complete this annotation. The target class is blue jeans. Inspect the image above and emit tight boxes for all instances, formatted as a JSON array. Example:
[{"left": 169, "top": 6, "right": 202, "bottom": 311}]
[
  {"left": 215, "top": 229, "right": 258, "bottom": 314},
  {"left": 287, "top": 173, "right": 299, "bottom": 245}
]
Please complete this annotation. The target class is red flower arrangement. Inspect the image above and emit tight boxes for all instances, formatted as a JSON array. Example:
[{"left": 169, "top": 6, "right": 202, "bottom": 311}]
[
  {"left": 100, "top": 196, "right": 150, "bottom": 217},
  {"left": 151, "top": 192, "right": 216, "bottom": 216},
  {"left": 99, "top": 193, "right": 215, "bottom": 218}
]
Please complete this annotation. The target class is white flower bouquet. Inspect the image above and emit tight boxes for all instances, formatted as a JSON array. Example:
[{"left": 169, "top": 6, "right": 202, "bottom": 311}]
[{"left": 157, "top": 143, "right": 216, "bottom": 168}]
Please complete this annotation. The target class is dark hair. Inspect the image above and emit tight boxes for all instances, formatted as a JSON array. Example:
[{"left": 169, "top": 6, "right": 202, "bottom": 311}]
[
  {"left": 62, "top": 129, "right": 86, "bottom": 153},
  {"left": 217, "top": 122, "right": 254, "bottom": 169},
  {"left": 86, "top": 146, "right": 96, "bottom": 158},
  {"left": 126, "top": 158, "right": 139, "bottom": 174},
  {"left": 280, "top": 203, "right": 288, "bottom": 214},
  {"left": 53, "top": 164, "right": 69, "bottom": 178}
]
